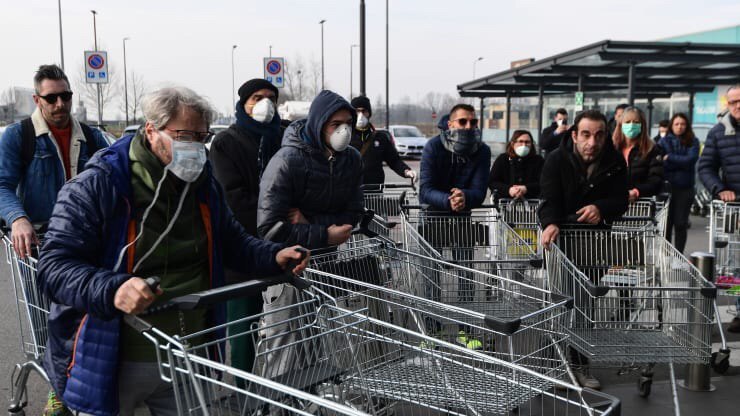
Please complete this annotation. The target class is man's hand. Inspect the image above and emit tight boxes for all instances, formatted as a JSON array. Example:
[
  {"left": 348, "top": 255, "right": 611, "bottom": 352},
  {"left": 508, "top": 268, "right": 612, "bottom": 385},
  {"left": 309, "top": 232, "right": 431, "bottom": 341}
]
[
  {"left": 327, "top": 224, "right": 353, "bottom": 245},
  {"left": 404, "top": 169, "right": 417, "bottom": 182},
  {"left": 541, "top": 224, "right": 560, "bottom": 250},
  {"left": 449, "top": 188, "right": 466, "bottom": 212},
  {"left": 719, "top": 190, "right": 737, "bottom": 202},
  {"left": 276, "top": 246, "right": 311, "bottom": 275},
  {"left": 287, "top": 208, "right": 309, "bottom": 225},
  {"left": 628, "top": 189, "right": 640, "bottom": 202},
  {"left": 11, "top": 217, "right": 38, "bottom": 259},
  {"left": 508, "top": 185, "right": 528, "bottom": 199},
  {"left": 576, "top": 204, "right": 602, "bottom": 224},
  {"left": 555, "top": 124, "right": 569, "bottom": 134},
  {"left": 114, "top": 277, "right": 163, "bottom": 315}
]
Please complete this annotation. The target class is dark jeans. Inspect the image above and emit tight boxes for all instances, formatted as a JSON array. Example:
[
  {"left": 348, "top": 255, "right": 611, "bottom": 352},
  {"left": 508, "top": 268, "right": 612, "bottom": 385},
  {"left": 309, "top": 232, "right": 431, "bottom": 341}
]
[{"left": 666, "top": 187, "right": 694, "bottom": 253}]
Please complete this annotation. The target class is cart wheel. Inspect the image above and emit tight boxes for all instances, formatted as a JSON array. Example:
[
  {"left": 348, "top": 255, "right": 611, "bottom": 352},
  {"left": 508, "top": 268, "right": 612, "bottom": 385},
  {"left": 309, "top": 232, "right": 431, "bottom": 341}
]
[
  {"left": 711, "top": 351, "right": 731, "bottom": 374},
  {"left": 637, "top": 376, "right": 652, "bottom": 397}
]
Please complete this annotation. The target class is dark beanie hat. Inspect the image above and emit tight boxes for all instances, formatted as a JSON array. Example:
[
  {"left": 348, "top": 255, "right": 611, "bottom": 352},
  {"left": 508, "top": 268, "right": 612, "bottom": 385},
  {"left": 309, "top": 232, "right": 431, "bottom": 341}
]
[
  {"left": 238, "top": 79, "right": 279, "bottom": 105},
  {"left": 351, "top": 96, "right": 372, "bottom": 117}
]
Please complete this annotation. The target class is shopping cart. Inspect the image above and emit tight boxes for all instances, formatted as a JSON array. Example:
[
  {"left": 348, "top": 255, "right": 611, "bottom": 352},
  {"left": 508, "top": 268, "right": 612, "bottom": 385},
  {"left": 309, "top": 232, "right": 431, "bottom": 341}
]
[
  {"left": 545, "top": 225, "right": 729, "bottom": 413},
  {"left": 127, "top": 274, "right": 622, "bottom": 416},
  {"left": 612, "top": 197, "right": 670, "bottom": 237},
  {"left": 305, "top": 238, "right": 571, "bottom": 382},
  {"left": 400, "top": 205, "right": 545, "bottom": 288},
  {"left": 361, "top": 182, "right": 417, "bottom": 244},
  {"left": 495, "top": 198, "right": 542, "bottom": 254},
  {"left": 709, "top": 200, "right": 740, "bottom": 285},
  {"left": 3, "top": 226, "right": 51, "bottom": 416}
]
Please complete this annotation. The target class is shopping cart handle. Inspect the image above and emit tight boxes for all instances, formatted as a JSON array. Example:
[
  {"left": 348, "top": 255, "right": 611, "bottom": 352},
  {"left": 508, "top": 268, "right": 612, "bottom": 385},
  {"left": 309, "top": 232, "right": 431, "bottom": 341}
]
[
  {"left": 483, "top": 316, "right": 521, "bottom": 335},
  {"left": 583, "top": 280, "right": 610, "bottom": 297}
]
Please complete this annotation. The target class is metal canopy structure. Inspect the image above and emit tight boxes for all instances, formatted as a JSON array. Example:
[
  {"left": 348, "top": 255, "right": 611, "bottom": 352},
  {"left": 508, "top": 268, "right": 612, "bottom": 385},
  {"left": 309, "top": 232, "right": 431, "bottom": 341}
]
[{"left": 457, "top": 40, "right": 740, "bottom": 138}]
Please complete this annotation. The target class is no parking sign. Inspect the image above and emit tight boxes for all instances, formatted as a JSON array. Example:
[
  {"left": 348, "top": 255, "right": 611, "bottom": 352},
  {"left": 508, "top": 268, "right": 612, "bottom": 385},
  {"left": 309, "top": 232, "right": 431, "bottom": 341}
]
[
  {"left": 85, "top": 51, "right": 109, "bottom": 84},
  {"left": 263, "top": 57, "right": 285, "bottom": 88}
]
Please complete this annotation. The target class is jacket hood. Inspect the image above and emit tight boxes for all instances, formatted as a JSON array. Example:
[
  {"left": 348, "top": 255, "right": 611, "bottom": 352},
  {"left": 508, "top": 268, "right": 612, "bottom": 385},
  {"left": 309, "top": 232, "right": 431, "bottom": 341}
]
[
  {"left": 437, "top": 114, "right": 450, "bottom": 132},
  {"left": 304, "top": 90, "right": 356, "bottom": 150}
]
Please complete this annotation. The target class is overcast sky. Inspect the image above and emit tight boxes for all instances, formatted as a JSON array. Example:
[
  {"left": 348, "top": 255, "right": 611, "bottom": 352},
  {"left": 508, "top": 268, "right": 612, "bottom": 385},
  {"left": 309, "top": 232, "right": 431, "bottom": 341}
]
[{"left": 2, "top": 0, "right": 739, "bottom": 118}]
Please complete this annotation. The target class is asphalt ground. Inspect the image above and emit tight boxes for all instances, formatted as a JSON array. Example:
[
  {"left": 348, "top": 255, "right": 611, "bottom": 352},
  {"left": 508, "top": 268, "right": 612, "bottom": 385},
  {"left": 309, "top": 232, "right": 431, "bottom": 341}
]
[{"left": 0, "top": 158, "right": 736, "bottom": 415}]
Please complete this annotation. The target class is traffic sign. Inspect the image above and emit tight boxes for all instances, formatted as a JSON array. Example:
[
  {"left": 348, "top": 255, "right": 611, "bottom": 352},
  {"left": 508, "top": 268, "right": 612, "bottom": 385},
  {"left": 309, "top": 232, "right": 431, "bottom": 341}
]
[
  {"left": 264, "top": 57, "right": 285, "bottom": 88},
  {"left": 84, "top": 51, "right": 109, "bottom": 84},
  {"left": 575, "top": 91, "right": 584, "bottom": 111}
]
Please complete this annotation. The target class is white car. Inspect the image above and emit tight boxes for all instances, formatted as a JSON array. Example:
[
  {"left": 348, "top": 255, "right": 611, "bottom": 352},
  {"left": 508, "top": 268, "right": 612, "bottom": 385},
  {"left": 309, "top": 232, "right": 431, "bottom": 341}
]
[
  {"left": 121, "top": 124, "right": 140, "bottom": 138},
  {"left": 388, "top": 125, "right": 427, "bottom": 158},
  {"left": 205, "top": 124, "right": 230, "bottom": 151}
]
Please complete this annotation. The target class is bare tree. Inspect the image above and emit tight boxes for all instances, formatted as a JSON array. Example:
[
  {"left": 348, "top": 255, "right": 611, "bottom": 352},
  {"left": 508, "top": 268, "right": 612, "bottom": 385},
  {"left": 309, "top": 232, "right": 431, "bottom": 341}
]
[
  {"left": 0, "top": 87, "right": 17, "bottom": 123},
  {"left": 119, "top": 71, "right": 147, "bottom": 123},
  {"left": 75, "top": 62, "right": 120, "bottom": 122},
  {"left": 284, "top": 55, "right": 306, "bottom": 101}
]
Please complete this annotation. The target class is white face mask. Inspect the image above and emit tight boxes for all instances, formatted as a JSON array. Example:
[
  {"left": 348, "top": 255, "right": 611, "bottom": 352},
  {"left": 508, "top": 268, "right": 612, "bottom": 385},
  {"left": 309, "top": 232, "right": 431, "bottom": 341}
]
[
  {"left": 251, "top": 98, "right": 275, "bottom": 124},
  {"left": 328, "top": 123, "right": 352, "bottom": 152},
  {"left": 162, "top": 130, "right": 207, "bottom": 183},
  {"left": 356, "top": 113, "right": 369, "bottom": 129},
  {"left": 659, "top": 132, "right": 667, "bottom": 138},
  {"left": 514, "top": 145, "right": 530, "bottom": 157}
]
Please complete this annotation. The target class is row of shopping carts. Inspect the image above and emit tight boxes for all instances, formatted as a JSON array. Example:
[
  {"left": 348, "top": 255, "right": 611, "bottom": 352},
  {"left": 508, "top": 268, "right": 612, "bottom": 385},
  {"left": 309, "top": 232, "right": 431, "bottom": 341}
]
[{"left": 3, "top": 217, "right": 620, "bottom": 415}]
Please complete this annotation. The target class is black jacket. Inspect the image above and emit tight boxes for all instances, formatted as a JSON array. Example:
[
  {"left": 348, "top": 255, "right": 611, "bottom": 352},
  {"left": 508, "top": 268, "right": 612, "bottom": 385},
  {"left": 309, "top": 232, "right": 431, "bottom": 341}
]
[
  {"left": 488, "top": 153, "right": 544, "bottom": 200},
  {"left": 350, "top": 125, "right": 409, "bottom": 185},
  {"left": 622, "top": 144, "right": 664, "bottom": 198},
  {"left": 208, "top": 124, "right": 263, "bottom": 236},
  {"left": 257, "top": 91, "right": 364, "bottom": 249},
  {"left": 539, "top": 122, "right": 568, "bottom": 154},
  {"left": 538, "top": 137, "right": 629, "bottom": 228}
]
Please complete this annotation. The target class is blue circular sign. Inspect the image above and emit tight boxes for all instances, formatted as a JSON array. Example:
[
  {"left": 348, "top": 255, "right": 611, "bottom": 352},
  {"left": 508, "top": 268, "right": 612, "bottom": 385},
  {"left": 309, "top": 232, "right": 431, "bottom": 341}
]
[
  {"left": 266, "top": 60, "right": 281, "bottom": 75},
  {"left": 88, "top": 54, "right": 105, "bottom": 69}
]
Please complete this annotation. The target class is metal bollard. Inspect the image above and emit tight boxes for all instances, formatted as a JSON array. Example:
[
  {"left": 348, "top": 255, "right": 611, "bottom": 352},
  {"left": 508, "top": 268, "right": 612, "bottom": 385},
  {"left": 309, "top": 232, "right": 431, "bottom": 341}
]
[{"left": 679, "top": 252, "right": 715, "bottom": 391}]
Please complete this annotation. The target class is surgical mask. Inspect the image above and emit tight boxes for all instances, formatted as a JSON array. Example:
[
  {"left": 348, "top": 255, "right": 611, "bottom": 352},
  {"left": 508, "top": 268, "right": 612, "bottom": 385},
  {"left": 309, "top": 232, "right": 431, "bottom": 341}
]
[
  {"left": 659, "top": 132, "right": 667, "bottom": 138},
  {"left": 514, "top": 145, "right": 530, "bottom": 157},
  {"left": 328, "top": 123, "right": 352, "bottom": 152},
  {"left": 163, "top": 131, "right": 207, "bottom": 183},
  {"left": 444, "top": 128, "right": 482, "bottom": 156},
  {"left": 356, "top": 113, "right": 369, "bottom": 129},
  {"left": 251, "top": 98, "right": 275, "bottom": 124},
  {"left": 621, "top": 123, "right": 642, "bottom": 139}
]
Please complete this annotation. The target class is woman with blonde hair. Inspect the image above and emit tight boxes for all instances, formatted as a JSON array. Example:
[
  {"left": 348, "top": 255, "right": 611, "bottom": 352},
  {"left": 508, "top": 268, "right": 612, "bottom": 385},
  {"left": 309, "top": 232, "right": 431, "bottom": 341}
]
[{"left": 612, "top": 107, "right": 663, "bottom": 202}]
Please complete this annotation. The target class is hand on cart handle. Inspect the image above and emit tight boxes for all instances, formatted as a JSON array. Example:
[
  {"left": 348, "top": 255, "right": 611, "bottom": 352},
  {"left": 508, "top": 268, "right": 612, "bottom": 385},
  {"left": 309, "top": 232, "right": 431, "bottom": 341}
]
[
  {"left": 277, "top": 246, "right": 310, "bottom": 276},
  {"left": 114, "top": 276, "right": 164, "bottom": 315},
  {"left": 575, "top": 204, "right": 602, "bottom": 224},
  {"left": 10, "top": 217, "right": 40, "bottom": 259},
  {"left": 718, "top": 190, "right": 738, "bottom": 203},
  {"left": 541, "top": 224, "right": 559, "bottom": 250}
]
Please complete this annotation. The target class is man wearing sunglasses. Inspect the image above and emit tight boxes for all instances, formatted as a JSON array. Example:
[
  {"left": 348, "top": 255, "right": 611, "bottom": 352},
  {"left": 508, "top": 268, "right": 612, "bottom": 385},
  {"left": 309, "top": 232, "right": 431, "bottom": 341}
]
[{"left": 0, "top": 64, "right": 108, "bottom": 260}]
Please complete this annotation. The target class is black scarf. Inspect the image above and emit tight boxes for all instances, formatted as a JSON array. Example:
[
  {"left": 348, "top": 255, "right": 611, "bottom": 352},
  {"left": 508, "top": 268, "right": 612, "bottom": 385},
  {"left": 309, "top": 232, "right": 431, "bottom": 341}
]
[{"left": 234, "top": 102, "right": 282, "bottom": 177}]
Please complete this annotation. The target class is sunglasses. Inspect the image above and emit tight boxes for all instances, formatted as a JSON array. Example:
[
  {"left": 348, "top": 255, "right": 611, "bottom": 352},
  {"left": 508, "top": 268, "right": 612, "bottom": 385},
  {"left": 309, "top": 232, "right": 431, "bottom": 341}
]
[
  {"left": 453, "top": 118, "right": 479, "bottom": 128},
  {"left": 38, "top": 91, "right": 73, "bottom": 104}
]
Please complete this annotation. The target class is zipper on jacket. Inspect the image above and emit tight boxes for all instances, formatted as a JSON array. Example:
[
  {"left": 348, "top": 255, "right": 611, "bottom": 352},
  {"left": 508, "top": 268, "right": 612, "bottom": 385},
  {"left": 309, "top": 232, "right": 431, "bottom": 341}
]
[{"left": 328, "top": 153, "right": 336, "bottom": 200}]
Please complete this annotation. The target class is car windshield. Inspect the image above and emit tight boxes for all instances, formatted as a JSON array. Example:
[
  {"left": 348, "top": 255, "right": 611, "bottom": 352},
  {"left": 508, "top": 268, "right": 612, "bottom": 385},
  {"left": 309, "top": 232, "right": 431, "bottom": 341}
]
[{"left": 393, "top": 127, "right": 423, "bottom": 138}]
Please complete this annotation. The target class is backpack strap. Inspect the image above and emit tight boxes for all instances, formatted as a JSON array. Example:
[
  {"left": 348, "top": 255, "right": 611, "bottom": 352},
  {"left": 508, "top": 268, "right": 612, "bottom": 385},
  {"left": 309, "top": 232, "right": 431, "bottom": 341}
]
[
  {"left": 78, "top": 122, "right": 99, "bottom": 158},
  {"left": 20, "top": 118, "right": 36, "bottom": 170}
]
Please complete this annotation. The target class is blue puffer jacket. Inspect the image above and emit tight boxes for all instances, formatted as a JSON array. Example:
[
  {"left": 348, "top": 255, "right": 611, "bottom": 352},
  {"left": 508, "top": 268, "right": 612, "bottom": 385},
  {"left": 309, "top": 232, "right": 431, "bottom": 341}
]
[
  {"left": 257, "top": 90, "right": 364, "bottom": 249},
  {"left": 37, "top": 135, "right": 283, "bottom": 416},
  {"left": 659, "top": 133, "right": 699, "bottom": 190},
  {"left": 0, "top": 109, "right": 108, "bottom": 225},
  {"left": 419, "top": 135, "right": 491, "bottom": 211},
  {"left": 699, "top": 113, "right": 740, "bottom": 195}
]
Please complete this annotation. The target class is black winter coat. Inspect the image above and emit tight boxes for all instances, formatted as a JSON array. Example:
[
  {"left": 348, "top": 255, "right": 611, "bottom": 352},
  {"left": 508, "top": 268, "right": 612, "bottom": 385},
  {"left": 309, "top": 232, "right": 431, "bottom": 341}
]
[
  {"left": 208, "top": 124, "right": 263, "bottom": 236},
  {"left": 539, "top": 122, "right": 568, "bottom": 154},
  {"left": 622, "top": 144, "right": 664, "bottom": 198},
  {"left": 538, "top": 138, "right": 629, "bottom": 228},
  {"left": 488, "top": 153, "right": 544, "bottom": 199},
  {"left": 699, "top": 113, "right": 740, "bottom": 196},
  {"left": 350, "top": 125, "right": 409, "bottom": 185},
  {"left": 257, "top": 120, "right": 364, "bottom": 249}
]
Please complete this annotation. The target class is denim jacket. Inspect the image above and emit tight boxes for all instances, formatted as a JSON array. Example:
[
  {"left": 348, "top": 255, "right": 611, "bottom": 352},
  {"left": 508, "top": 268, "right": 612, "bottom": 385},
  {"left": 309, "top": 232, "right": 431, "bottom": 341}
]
[{"left": 0, "top": 109, "right": 107, "bottom": 225}]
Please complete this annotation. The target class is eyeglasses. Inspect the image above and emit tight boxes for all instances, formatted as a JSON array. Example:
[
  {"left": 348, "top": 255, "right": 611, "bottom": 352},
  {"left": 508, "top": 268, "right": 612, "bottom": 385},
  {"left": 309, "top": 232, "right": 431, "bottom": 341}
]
[
  {"left": 452, "top": 118, "right": 479, "bottom": 128},
  {"left": 164, "top": 128, "right": 213, "bottom": 143},
  {"left": 38, "top": 91, "right": 73, "bottom": 104}
]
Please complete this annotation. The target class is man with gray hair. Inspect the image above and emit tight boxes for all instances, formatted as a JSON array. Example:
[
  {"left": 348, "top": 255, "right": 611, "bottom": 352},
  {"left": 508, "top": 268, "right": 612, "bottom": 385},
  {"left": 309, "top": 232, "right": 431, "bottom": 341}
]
[{"left": 37, "top": 86, "right": 309, "bottom": 416}]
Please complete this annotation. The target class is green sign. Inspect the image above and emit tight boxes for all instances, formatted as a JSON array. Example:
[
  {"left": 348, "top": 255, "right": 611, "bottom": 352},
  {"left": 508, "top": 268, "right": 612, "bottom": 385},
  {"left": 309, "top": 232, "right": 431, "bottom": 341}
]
[{"left": 575, "top": 91, "right": 584, "bottom": 111}]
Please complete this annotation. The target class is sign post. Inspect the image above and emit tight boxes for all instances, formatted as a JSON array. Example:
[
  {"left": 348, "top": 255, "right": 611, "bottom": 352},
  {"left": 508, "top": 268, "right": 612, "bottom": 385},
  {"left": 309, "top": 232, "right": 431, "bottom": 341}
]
[
  {"left": 574, "top": 91, "right": 584, "bottom": 112},
  {"left": 263, "top": 57, "right": 285, "bottom": 88},
  {"left": 84, "top": 51, "right": 108, "bottom": 126}
]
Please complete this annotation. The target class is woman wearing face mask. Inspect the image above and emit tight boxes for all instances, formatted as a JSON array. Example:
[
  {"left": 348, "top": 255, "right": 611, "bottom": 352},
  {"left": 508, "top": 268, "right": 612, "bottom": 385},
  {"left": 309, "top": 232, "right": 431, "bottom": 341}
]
[
  {"left": 488, "top": 130, "right": 544, "bottom": 201},
  {"left": 658, "top": 113, "right": 699, "bottom": 253},
  {"left": 612, "top": 107, "right": 664, "bottom": 202}
]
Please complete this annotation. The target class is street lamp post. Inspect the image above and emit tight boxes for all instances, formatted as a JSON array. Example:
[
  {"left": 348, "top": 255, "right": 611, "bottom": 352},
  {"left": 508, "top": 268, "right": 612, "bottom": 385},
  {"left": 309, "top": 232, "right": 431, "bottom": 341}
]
[
  {"left": 473, "top": 56, "right": 484, "bottom": 79},
  {"left": 123, "top": 37, "right": 130, "bottom": 125},
  {"left": 91, "top": 10, "right": 102, "bottom": 126},
  {"left": 57, "top": 0, "right": 64, "bottom": 70},
  {"left": 319, "top": 19, "right": 326, "bottom": 91},
  {"left": 359, "top": 0, "right": 366, "bottom": 96},
  {"left": 297, "top": 70, "right": 303, "bottom": 100},
  {"left": 231, "top": 45, "right": 238, "bottom": 111},
  {"left": 350, "top": 44, "right": 359, "bottom": 99},
  {"left": 385, "top": 0, "right": 389, "bottom": 128},
  {"left": 269, "top": 45, "right": 273, "bottom": 58}
]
